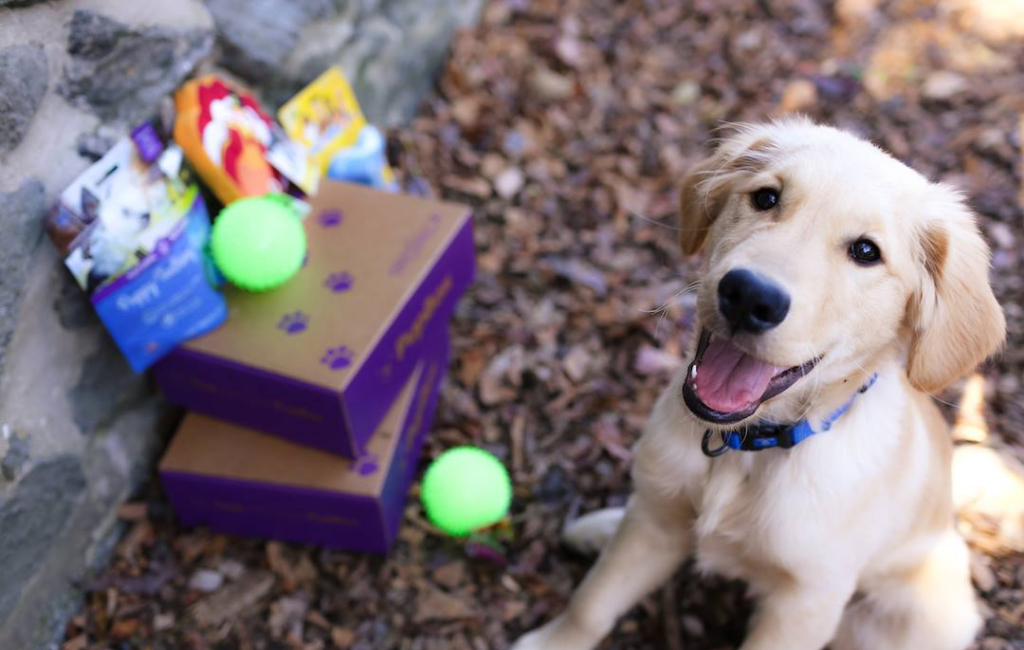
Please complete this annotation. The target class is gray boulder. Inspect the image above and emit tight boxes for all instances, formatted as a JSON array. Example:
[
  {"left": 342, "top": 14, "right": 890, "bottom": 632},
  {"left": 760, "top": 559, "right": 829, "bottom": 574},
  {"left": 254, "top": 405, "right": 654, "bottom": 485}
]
[
  {"left": 0, "top": 45, "right": 48, "bottom": 153},
  {"left": 59, "top": 9, "right": 215, "bottom": 122}
]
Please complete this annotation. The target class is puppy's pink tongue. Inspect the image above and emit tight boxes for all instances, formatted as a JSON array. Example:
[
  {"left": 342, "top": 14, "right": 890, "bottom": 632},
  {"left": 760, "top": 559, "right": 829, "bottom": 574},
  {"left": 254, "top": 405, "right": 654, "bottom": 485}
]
[{"left": 693, "top": 338, "right": 781, "bottom": 413}]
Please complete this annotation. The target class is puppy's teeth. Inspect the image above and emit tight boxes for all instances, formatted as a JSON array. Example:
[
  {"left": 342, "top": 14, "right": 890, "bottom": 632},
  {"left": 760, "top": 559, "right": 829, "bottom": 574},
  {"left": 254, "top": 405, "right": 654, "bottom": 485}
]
[{"left": 691, "top": 365, "right": 698, "bottom": 379}]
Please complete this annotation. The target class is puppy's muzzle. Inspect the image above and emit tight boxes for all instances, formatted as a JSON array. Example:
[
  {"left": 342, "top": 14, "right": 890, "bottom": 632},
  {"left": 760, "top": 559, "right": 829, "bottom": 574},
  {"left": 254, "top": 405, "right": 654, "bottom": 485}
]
[{"left": 718, "top": 268, "right": 790, "bottom": 333}]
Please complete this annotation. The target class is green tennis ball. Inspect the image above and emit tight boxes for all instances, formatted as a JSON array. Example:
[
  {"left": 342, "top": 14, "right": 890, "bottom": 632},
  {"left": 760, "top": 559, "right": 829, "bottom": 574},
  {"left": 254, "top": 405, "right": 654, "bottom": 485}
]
[
  {"left": 210, "top": 195, "right": 307, "bottom": 292},
  {"left": 421, "top": 447, "right": 512, "bottom": 537}
]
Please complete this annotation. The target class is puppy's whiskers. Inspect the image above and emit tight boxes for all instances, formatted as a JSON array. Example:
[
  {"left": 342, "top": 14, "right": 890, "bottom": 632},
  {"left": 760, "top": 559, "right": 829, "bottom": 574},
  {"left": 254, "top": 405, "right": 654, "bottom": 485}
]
[
  {"left": 641, "top": 281, "right": 701, "bottom": 339},
  {"left": 629, "top": 210, "right": 683, "bottom": 232},
  {"left": 793, "top": 341, "right": 824, "bottom": 423}
]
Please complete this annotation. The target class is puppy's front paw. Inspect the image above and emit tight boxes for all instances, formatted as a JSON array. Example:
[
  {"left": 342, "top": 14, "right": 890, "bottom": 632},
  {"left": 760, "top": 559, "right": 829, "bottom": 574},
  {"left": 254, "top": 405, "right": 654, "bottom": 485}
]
[
  {"left": 562, "top": 507, "right": 626, "bottom": 556},
  {"left": 509, "top": 627, "right": 551, "bottom": 650},
  {"left": 510, "top": 617, "right": 596, "bottom": 650}
]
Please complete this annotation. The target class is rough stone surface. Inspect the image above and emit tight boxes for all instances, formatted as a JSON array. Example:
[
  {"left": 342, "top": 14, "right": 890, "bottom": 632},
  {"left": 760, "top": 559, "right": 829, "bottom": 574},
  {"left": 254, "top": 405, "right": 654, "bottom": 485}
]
[
  {"left": 0, "top": 45, "right": 48, "bottom": 153},
  {"left": 74, "top": 128, "right": 117, "bottom": 162},
  {"left": 206, "top": 0, "right": 485, "bottom": 126},
  {"left": 59, "top": 9, "right": 215, "bottom": 122},
  {"left": 69, "top": 345, "right": 152, "bottom": 436},
  {"left": 0, "top": 180, "right": 46, "bottom": 378},
  {"left": 0, "top": 255, "right": 179, "bottom": 648},
  {"left": 0, "top": 433, "right": 29, "bottom": 481},
  {"left": 0, "top": 455, "right": 86, "bottom": 624},
  {"left": 205, "top": 0, "right": 332, "bottom": 80}
]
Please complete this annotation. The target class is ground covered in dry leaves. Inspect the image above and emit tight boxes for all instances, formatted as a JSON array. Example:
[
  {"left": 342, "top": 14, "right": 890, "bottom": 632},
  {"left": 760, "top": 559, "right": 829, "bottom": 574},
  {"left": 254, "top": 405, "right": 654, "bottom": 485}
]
[{"left": 65, "top": 1, "right": 1023, "bottom": 648}]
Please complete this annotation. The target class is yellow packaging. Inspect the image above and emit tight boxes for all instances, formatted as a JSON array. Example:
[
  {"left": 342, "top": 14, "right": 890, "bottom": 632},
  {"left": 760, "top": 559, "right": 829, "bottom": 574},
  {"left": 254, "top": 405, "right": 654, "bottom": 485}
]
[{"left": 279, "top": 67, "right": 369, "bottom": 176}]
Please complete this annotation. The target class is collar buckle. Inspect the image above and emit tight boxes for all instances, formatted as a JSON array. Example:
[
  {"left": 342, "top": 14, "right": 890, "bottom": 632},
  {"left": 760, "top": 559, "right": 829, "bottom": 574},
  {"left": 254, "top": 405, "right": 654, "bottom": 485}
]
[{"left": 747, "top": 423, "right": 795, "bottom": 450}]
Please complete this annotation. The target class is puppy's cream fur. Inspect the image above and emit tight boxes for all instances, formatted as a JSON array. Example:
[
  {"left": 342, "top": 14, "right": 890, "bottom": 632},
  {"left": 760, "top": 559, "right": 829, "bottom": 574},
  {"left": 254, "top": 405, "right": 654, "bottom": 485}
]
[{"left": 511, "top": 120, "right": 1005, "bottom": 650}]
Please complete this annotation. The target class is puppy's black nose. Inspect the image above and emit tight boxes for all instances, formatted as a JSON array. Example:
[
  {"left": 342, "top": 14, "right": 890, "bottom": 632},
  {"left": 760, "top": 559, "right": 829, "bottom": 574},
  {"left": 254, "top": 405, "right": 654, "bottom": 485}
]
[{"left": 718, "top": 269, "right": 790, "bottom": 333}]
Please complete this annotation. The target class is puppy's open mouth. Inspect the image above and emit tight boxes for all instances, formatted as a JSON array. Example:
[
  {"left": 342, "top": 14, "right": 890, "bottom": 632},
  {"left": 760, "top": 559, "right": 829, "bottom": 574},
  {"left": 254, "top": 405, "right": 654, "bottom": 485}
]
[{"left": 682, "top": 330, "right": 819, "bottom": 425}]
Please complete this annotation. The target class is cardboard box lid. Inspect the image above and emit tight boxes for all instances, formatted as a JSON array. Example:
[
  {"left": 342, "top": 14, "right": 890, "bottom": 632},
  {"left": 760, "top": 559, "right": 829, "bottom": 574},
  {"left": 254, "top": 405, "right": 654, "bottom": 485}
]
[
  {"left": 179, "top": 182, "right": 470, "bottom": 391},
  {"left": 160, "top": 359, "right": 437, "bottom": 497}
]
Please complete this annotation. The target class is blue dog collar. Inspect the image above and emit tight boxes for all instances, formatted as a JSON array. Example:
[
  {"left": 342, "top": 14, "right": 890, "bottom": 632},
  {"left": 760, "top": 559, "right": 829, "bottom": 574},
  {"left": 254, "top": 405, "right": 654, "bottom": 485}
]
[{"left": 701, "top": 374, "right": 879, "bottom": 457}]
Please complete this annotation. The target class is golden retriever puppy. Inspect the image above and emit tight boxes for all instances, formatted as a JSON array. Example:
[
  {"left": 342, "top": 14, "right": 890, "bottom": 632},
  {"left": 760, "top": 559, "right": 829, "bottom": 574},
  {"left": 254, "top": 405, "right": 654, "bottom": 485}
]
[{"left": 511, "top": 119, "right": 1005, "bottom": 650}]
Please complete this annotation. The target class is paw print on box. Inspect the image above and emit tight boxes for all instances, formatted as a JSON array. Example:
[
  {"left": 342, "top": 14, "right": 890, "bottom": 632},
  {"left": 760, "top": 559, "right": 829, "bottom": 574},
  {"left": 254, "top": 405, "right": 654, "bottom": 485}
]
[
  {"left": 350, "top": 452, "right": 379, "bottom": 476},
  {"left": 320, "top": 345, "right": 354, "bottom": 371},
  {"left": 317, "top": 209, "right": 343, "bottom": 228},
  {"left": 325, "top": 271, "right": 353, "bottom": 293},
  {"left": 277, "top": 311, "right": 309, "bottom": 335}
]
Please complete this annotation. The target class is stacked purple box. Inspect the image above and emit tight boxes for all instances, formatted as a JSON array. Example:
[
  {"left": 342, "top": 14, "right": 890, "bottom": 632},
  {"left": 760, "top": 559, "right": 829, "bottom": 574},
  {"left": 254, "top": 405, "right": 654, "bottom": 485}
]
[{"left": 156, "top": 182, "right": 473, "bottom": 553}]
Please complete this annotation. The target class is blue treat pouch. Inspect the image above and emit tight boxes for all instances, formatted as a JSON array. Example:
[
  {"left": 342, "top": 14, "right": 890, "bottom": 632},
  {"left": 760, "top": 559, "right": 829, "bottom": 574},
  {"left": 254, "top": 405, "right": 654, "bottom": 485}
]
[
  {"left": 46, "top": 121, "right": 228, "bottom": 372},
  {"left": 326, "top": 124, "right": 399, "bottom": 192}
]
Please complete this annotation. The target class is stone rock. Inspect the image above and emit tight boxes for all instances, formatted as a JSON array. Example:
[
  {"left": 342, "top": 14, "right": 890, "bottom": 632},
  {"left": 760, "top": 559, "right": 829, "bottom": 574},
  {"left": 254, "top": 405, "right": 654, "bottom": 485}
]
[
  {"left": 267, "top": 0, "right": 485, "bottom": 126},
  {"left": 217, "top": 558, "right": 246, "bottom": 580},
  {"left": 66, "top": 10, "right": 124, "bottom": 60},
  {"left": 59, "top": 9, "right": 214, "bottom": 122},
  {"left": 75, "top": 131, "right": 115, "bottom": 162},
  {"left": 0, "top": 455, "right": 86, "bottom": 624},
  {"left": 0, "top": 45, "right": 48, "bottom": 153},
  {"left": 494, "top": 166, "right": 525, "bottom": 199},
  {"left": 0, "top": 180, "right": 46, "bottom": 378},
  {"left": 188, "top": 569, "right": 225, "bottom": 593},
  {"left": 922, "top": 70, "right": 968, "bottom": 102},
  {"left": 0, "top": 432, "right": 29, "bottom": 481},
  {"left": 53, "top": 273, "right": 98, "bottom": 331},
  {"left": 68, "top": 342, "right": 152, "bottom": 435},
  {"left": 205, "top": 0, "right": 332, "bottom": 80}
]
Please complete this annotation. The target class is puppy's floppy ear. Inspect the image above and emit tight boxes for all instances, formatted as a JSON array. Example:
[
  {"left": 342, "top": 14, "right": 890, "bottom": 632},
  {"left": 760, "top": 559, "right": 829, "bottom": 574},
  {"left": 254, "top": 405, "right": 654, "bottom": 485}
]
[
  {"left": 907, "top": 184, "right": 1005, "bottom": 393},
  {"left": 678, "top": 128, "right": 776, "bottom": 255}
]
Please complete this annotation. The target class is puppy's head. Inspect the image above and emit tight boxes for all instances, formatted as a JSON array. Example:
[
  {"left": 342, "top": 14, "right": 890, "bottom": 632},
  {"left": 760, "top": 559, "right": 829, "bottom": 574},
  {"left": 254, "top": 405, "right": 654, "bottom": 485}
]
[{"left": 678, "top": 119, "right": 1005, "bottom": 426}]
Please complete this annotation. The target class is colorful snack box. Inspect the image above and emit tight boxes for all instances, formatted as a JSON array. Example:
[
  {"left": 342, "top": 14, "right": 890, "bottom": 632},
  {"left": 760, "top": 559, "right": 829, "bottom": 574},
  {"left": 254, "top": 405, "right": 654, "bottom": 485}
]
[
  {"left": 279, "top": 67, "right": 367, "bottom": 172},
  {"left": 174, "top": 75, "right": 318, "bottom": 205},
  {"left": 279, "top": 67, "right": 398, "bottom": 191},
  {"left": 160, "top": 330, "right": 447, "bottom": 553},
  {"left": 153, "top": 182, "right": 474, "bottom": 457},
  {"left": 45, "top": 120, "right": 227, "bottom": 372}
]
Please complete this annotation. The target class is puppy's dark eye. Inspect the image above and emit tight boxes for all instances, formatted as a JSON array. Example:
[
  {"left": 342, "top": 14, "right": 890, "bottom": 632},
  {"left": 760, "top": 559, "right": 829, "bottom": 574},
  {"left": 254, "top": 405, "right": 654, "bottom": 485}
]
[
  {"left": 849, "top": 238, "right": 882, "bottom": 265},
  {"left": 751, "top": 188, "right": 779, "bottom": 211}
]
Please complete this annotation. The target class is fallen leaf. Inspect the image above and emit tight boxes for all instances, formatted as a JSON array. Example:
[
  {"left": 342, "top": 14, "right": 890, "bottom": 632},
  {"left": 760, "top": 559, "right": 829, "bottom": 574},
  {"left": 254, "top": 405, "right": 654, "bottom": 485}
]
[
  {"left": 117, "top": 502, "right": 148, "bottom": 521},
  {"left": 432, "top": 561, "right": 467, "bottom": 590},
  {"left": 562, "top": 345, "right": 591, "bottom": 383},
  {"left": 331, "top": 626, "right": 356, "bottom": 648},
  {"left": 528, "top": 66, "right": 575, "bottom": 100},
  {"left": 414, "top": 586, "right": 477, "bottom": 623},
  {"left": 110, "top": 618, "right": 140, "bottom": 639},
  {"left": 190, "top": 572, "right": 274, "bottom": 627},
  {"left": 778, "top": 79, "right": 818, "bottom": 113},
  {"left": 61, "top": 635, "right": 87, "bottom": 650}
]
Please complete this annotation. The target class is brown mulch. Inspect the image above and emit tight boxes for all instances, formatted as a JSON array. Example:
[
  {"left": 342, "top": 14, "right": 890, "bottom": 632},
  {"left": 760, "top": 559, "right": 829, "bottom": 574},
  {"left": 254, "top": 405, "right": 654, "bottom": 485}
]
[{"left": 64, "top": 1, "right": 1023, "bottom": 649}]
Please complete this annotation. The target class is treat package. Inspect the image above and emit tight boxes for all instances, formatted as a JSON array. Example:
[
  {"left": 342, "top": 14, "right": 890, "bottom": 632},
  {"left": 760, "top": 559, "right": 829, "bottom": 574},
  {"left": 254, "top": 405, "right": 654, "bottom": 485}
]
[
  {"left": 46, "top": 118, "right": 228, "bottom": 373},
  {"left": 326, "top": 124, "right": 398, "bottom": 192},
  {"left": 174, "top": 76, "right": 317, "bottom": 206},
  {"left": 279, "top": 67, "right": 398, "bottom": 192}
]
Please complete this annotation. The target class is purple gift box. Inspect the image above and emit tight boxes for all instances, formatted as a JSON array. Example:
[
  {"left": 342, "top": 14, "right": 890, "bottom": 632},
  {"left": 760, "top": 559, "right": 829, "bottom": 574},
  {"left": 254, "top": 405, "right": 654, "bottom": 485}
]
[
  {"left": 159, "top": 330, "right": 448, "bottom": 554},
  {"left": 153, "top": 182, "right": 474, "bottom": 457}
]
